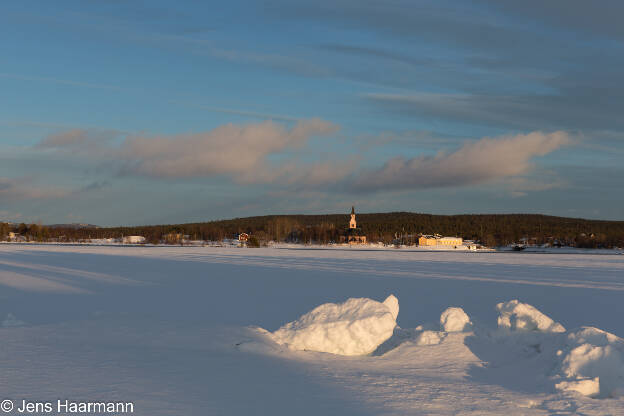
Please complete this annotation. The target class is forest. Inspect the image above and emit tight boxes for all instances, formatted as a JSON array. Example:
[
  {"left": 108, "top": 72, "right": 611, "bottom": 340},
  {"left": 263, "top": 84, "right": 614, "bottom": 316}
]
[{"left": 2, "top": 212, "right": 624, "bottom": 248}]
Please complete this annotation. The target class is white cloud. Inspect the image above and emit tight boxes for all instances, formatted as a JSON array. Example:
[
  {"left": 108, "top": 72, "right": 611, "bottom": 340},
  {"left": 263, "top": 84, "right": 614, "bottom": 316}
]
[
  {"left": 354, "top": 131, "right": 570, "bottom": 191},
  {"left": 235, "top": 159, "right": 359, "bottom": 187},
  {"left": 36, "top": 119, "right": 345, "bottom": 187},
  {"left": 33, "top": 123, "right": 570, "bottom": 195},
  {"left": 118, "top": 119, "right": 340, "bottom": 181}
]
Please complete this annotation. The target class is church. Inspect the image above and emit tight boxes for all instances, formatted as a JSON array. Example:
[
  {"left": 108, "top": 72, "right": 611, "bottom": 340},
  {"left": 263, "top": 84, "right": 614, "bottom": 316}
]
[{"left": 340, "top": 206, "right": 367, "bottom": 244}]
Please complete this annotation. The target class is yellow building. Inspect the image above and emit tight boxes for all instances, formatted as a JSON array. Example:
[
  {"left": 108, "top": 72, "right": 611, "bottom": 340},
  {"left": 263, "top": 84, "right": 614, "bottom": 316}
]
[
  {"left": 418, "top": 235, "right": 438, "bottom": 246},
  {"left": 439, "top": 237, "right": 463, "bottom": 246},
  {"left": 418, "top": 235, "right": 463, "bottom": 247}
]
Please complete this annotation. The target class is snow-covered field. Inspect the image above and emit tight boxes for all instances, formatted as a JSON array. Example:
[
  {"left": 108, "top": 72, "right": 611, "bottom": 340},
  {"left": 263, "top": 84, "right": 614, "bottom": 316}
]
[{"left": 1, "top": 245, "right": 623, "bottom": 415}]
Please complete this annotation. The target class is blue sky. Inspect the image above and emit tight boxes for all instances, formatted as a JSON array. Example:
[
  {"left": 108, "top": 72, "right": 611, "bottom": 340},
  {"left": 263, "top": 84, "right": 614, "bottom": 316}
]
[{"left": 1, "top": 0, "right": 623, "bottom": 226}]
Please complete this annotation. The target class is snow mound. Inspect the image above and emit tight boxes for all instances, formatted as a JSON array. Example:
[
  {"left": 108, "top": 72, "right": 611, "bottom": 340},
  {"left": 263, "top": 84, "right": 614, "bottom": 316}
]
[
  {"left": 271, "top": 295, "right": 399, "bottom": 356},
  {"left": 556, "top": 327, "right": 624, "bottom": 398},
  {"left": 496, "top": 300, "right": 565, "bottom": 333},
  {"left": 414, "top": 330, "right": 444, "bottom": 346},
  {"left": 440, "top": 307, "right": 472, "bottom": 332}
]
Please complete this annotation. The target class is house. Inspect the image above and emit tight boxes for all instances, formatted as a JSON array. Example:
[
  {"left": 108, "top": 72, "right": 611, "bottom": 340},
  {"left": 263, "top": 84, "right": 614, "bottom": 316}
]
[
  {"left": 237, "top": 233, "right": 249, "bottom": 242},
  {"left": 340, "top": 206, "right": 367, "bottom": 244},
  {"left": 463, "top": 240, "right": 478, "bottom": 250},
  {"left": 122, "top": 235, "right": 146, "bottom": 244},
  {"left": 163, "top": 232, "right": 183, "bottom": 244},
  {"left": 418, "top": 234, "right": 463, "bottom": 247},
  {"left": 6, "top": 232, "right": 25, "bottom": 242}
]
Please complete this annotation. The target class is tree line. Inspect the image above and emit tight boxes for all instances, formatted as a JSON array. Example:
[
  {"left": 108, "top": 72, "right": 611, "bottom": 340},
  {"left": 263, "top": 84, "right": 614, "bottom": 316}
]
[{"left": 2, "top": 213, "right": 624, "bottom": 248}]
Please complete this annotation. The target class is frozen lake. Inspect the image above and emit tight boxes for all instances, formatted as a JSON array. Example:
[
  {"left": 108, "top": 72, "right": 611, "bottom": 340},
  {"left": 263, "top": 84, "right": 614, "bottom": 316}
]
[{"left": 1, "top": 245, "right": 623, "bottom": 415}]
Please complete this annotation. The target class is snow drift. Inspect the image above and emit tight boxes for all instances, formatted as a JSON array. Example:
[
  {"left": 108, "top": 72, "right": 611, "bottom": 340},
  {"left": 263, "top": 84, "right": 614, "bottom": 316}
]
[
  {"left": 271, "top": 295, "right": 399, "bottom": 356},
  {"left": 491, "top": 302, "right": 624, "bottom": 398},
  {"left": 496, "top": 300, "right": 565, "bottom": 333}
]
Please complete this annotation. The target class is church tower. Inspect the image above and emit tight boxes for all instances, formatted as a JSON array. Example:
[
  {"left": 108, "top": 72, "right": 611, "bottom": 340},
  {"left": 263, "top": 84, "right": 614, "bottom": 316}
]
[{"left": 340, "top": 205, "right": 367, "bottom": 244}]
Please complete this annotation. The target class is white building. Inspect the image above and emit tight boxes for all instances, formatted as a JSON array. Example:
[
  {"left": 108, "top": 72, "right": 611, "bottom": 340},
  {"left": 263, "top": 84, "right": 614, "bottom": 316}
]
[{"left": 122, "top": 235, "right": 146, "bottom": 244}]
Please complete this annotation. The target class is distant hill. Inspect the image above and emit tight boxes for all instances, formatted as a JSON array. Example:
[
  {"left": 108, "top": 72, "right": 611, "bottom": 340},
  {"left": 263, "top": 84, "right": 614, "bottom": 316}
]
[
  {"left": 16, "top": 212, "right": 623, "bottom": 248},
  {"left": 48, "top": 223, "right": 100, "bottom": 229}
]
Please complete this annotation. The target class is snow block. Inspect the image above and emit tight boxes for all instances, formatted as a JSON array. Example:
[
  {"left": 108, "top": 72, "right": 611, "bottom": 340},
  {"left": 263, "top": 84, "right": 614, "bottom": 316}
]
[
  {"left": 272, "top": 295, "right": 399, "bottom": 356},
  {"left": 555, "top": 377, "right": 600, "bottom": 397},
  {"left": 496, "top": 300, "right": 565, "bottom": 333},
  {"left": 414, "top": 330, "right": 444, "bottom": 346},
  {"left": 557, "top": 327, "right": 624, "bottom": 398},
  {"left": 440, "top": 307, "right": 472, "bottom": 332},
  {"left": 383, "top": 294, "right": 399, "bottom": 320}
]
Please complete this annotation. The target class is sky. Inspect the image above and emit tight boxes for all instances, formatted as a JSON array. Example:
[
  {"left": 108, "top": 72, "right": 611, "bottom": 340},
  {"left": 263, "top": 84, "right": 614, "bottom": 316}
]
[{"left": 1, "top": 0, "right": 623, "bottom": 226}]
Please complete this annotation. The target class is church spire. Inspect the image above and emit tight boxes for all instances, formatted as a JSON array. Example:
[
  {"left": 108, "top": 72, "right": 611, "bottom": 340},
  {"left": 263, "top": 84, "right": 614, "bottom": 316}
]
[{"left": 351, "top": 206, "right": 355, "bottom": 215}]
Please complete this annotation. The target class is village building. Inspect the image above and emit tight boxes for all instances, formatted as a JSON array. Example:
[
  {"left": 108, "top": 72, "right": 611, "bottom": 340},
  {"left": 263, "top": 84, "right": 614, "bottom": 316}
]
[
  {"left": 463, "top": 240, "right": 478, "bottom": 250},
  {"left": 6, "top": 232, "right": 25, "bottom": 242},
  {"left": 237, "top": 233, "right": 249, "bottom": 242},
  {"left": 438, "top": 236, "right": 463, "bottom": 246},
  {"left": 418, "top": 234, "right": 463, "bottom": 247},
  {"left": 340, "top": 206, "right": 367, "bottom": 244},
  {"left": 122, "top": 235, "right": 146, "bottom": 244},
  {"left": 163, "top": 232, "right": 183, "bottom": 244}
]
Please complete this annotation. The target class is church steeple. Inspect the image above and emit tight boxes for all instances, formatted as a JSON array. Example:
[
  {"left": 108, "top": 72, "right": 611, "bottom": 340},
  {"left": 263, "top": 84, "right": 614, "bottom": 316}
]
[{"left": 341, "top": 205, "right": 367, "bottom": 244}]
